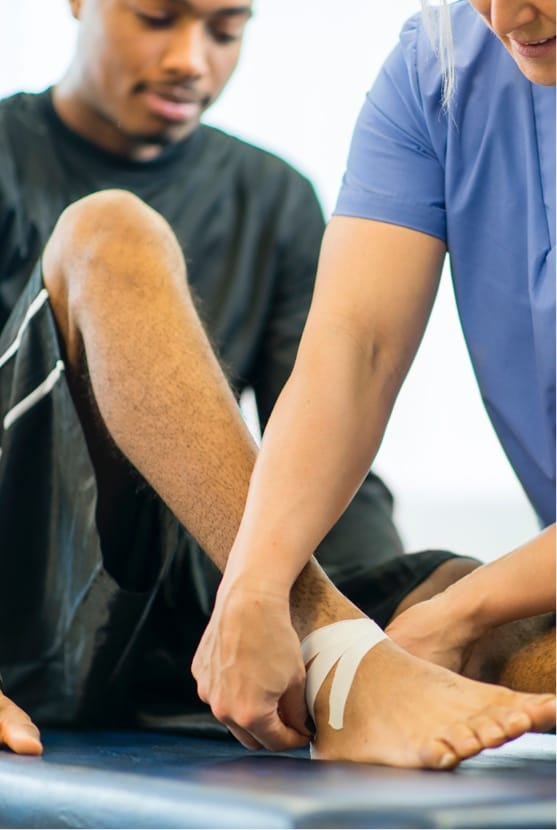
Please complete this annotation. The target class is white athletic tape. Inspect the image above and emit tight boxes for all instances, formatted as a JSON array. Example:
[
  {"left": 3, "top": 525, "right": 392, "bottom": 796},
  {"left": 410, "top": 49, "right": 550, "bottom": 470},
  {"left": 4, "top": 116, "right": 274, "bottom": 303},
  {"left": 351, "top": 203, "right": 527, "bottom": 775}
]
[{"left": 301, "top": 619, "right": 387, "bottom": 730}]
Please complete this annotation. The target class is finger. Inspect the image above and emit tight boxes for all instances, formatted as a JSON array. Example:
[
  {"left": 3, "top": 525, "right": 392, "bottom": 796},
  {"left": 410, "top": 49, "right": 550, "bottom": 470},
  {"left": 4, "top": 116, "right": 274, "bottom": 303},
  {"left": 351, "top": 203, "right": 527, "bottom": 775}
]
[
  {"left": 248, "top": 709, "right": 312, "bottom": 752},
  {"left": 220, "top": 703, "right": 311, "bottom": 753},
  {"left": 278, "top": 682, "right": 313, "bottom": 739},
  {"left": 0, "top": 700, "right": 43, "bottom": 756},
  {"left": 222, "top": 722, "right": 264, "bottom": 751}
]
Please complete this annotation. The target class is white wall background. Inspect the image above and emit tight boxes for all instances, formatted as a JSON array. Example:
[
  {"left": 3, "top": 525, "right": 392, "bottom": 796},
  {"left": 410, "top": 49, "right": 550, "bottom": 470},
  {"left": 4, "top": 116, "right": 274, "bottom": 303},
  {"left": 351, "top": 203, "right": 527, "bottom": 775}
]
[{"left": 0, "top": 0, "right": 539, "bottom": 560}]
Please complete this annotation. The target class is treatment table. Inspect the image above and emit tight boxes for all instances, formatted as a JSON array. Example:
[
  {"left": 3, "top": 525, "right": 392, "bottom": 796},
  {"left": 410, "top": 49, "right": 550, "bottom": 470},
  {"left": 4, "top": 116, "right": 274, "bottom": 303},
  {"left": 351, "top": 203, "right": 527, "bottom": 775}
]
[{"left": 0, "top": 726, "right": 553, "bottom": 828}]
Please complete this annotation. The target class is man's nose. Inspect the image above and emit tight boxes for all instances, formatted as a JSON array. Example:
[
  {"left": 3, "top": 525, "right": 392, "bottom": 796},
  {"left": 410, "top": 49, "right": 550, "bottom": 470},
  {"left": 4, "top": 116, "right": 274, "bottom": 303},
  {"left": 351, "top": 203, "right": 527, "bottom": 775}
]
[{"left": 160, "top": 20, "right": 209, "bottom": 79}]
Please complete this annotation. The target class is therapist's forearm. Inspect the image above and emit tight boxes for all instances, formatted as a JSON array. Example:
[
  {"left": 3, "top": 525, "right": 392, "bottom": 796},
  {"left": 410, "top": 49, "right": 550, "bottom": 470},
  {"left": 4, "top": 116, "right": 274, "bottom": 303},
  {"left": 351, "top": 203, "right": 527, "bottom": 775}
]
[
  {"left": 442, "top": 524, "right": 556, "bottom": 636},
  {"left": 223, "top": 327, "right": 402, "bottom": 594}
]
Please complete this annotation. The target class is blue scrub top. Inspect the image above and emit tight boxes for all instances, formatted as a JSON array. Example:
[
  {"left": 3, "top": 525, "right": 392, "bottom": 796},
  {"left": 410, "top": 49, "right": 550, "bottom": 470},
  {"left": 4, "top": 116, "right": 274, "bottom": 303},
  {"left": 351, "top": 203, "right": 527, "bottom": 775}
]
[{"left": 334, "top": 0, "right": 556, "bottom": 525}]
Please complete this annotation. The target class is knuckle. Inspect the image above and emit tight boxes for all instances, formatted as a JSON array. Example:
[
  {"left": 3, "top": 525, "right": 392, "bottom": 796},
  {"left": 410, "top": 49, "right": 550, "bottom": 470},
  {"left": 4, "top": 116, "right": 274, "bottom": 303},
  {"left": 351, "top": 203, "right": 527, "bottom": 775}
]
[
  {"left": 211, "top": 701, "right": 232, "bottom": 724},
  {"left": 196, "top": 683, "right": 209, "bottom": 704},
  {"left": 234, "top": 707, "right": 262, "bottom": 733}
]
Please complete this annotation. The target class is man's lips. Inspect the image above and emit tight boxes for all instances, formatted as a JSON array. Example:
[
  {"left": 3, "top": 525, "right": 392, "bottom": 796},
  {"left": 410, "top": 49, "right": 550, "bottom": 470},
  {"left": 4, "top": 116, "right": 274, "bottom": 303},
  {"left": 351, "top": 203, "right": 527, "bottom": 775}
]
[{"left": 140, "top": 86, "right": 208, "bottom": 123}]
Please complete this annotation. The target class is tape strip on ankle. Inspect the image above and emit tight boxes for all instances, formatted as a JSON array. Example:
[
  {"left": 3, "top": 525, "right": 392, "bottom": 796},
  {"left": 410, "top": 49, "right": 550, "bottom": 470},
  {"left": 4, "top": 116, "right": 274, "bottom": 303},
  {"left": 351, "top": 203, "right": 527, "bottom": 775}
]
[{"left": 301, "top": 619, "right": 387, "bottom": 730}]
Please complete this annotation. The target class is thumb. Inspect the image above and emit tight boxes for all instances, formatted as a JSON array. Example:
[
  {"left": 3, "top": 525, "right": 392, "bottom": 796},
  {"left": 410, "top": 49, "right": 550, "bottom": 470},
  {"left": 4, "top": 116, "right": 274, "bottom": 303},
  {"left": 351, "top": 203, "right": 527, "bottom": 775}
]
[
  {"left": 0, "top": 699, "right": 43, "bottom": 756},
  {"left": 278, "top": 680, "right": 314, "bottom": 740},
  {"left": 3, "top": 722, "right": 43, "bottom": 756}
]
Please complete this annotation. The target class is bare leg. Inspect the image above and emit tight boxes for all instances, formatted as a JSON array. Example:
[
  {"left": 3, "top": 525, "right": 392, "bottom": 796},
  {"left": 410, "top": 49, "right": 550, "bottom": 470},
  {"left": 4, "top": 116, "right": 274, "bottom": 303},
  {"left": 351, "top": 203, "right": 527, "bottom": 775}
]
[
  {"left": 42, "top": 189, "right": 257, "bottom": 565},
  {"left": 288, "top": 566, "right": 555, "bottom": 767},
  {"left": 38, "top": 191, "right": 554, "bottom": 768},
  {"left": 464, "top": 614, "right": 556, "bottom": 693}
]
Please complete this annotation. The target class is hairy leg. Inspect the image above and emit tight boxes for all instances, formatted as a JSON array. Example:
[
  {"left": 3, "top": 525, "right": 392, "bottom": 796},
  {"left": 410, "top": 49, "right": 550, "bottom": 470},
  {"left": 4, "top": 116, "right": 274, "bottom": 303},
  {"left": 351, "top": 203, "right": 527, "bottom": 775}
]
[
  {"left": 282, "top": 565, "right": 554, "bottom": 767},
  {"left": 464, "top": 614, "right": 556, "bottom": 694},
  {"left": 39, "top": 191, "right": 554, "bottom": 768},
  {"left": 42, "top": 189, "right": 257, "bottom": 566}
]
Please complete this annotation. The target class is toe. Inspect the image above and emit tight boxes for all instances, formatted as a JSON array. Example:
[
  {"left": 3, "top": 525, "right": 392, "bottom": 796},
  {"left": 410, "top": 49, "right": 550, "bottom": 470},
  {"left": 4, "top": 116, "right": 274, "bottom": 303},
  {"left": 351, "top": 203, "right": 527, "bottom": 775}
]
[
  {"left": 496, "top": 707, "right": 532, "bottom": 740},
  {"left": 433, "top": 721, "right": 484, "bottom": 762},
  {"left": 420, "top": 738, "right": 459, "bottom": 770},
  {"left": 523, "top": 695, "right": 556, "bottom": 733},
  {"left": 465, "top": 712, "right": 509, "bottom": 748}
]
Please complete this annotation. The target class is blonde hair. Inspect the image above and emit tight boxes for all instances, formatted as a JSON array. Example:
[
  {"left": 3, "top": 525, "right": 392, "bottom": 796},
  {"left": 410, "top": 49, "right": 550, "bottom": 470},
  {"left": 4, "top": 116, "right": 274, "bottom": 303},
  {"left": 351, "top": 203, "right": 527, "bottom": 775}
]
[{"left": 420, "top": 0, "right": 455, "bottom": 107}]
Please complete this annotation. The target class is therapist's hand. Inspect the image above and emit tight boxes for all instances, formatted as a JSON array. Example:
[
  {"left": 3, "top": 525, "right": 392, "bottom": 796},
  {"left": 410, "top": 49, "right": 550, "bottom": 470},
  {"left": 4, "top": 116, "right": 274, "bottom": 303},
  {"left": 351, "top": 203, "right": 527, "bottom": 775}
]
[
  {"left": 192, "top": 576, "right": 312, "bottom": 751},
  {"left": 0, "top": 690, "right": 42, "bottom": 754},
  {"left": 386, "top": 591, "right": 476, "bottom": 675}
]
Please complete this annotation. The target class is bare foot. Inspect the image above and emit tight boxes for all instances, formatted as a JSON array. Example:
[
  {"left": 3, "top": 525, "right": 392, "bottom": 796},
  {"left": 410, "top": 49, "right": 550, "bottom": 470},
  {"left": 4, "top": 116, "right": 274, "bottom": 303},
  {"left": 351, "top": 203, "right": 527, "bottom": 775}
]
[
  {"left": 0, "top": 693, "right": 43, "bottom": 755},
  {"left": 310, "top": 638, "right": 556, "bottom": 768}
]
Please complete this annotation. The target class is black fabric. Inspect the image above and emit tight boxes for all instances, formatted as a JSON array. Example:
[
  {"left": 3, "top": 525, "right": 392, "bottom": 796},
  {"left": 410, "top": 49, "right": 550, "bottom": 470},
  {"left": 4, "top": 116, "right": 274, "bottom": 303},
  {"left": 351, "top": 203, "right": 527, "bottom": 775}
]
[
  {"left": 0, "top": 267, "right": 178, "bottom": 725},
  {"left": 0, "top": 89, "right": 453, "bottom": 728},
  {"left": 0, "top": 88, "right": 404, "bottom": 576},
  {"left": 335, "top": 549, "right": 463, "bottom": 629}
]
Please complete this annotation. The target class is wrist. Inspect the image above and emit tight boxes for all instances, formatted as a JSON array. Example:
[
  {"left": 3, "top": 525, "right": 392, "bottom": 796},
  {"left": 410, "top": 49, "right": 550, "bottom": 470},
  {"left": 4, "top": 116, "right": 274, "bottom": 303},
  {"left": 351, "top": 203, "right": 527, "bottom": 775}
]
[
  {"left": 222, "top": 529, "right": 304, "bottom": 598},
  {"left": 440, "top": 580, "right": 491, "bottom": 640},
  {"left": 217, "top": 568, "right": 292, "bottom": 608}
]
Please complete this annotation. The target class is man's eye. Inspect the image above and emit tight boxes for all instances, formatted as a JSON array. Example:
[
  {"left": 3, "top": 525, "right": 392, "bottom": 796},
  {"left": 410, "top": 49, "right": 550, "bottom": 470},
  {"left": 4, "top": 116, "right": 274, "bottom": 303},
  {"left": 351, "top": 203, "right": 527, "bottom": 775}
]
[
  {"left": 137, "top": 12, "right": 174, "bottom": 28},
  {"left": 211, "top": 29, "right": 242, "bottom": 43}
]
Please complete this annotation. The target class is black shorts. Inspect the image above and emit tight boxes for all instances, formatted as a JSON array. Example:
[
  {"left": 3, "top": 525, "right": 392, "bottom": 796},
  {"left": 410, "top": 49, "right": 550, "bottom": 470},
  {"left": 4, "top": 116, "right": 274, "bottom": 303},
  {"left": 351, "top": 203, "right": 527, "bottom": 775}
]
[
  {"left": 0, "top": 265, "right": 463, "bottom": 729},
  {"left": 0, "top": 264, "right": 184, "bottom": 726}
]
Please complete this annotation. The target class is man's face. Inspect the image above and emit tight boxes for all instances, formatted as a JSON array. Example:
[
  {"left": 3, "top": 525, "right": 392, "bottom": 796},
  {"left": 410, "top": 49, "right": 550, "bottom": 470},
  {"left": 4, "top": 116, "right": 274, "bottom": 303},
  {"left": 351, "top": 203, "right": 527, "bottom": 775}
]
[
  {"left": 469, "top": 0, "right": 555, "bottom": 85},
  {"left": 67, "top": 0, "right": 252, "bottom": 155}
]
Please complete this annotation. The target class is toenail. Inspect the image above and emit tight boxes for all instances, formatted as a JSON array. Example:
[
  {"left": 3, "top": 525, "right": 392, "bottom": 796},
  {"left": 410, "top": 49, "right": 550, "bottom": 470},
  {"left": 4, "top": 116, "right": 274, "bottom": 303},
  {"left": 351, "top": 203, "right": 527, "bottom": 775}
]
[{"left": 438, "top": 752, "right": 457, "bottom": 769}]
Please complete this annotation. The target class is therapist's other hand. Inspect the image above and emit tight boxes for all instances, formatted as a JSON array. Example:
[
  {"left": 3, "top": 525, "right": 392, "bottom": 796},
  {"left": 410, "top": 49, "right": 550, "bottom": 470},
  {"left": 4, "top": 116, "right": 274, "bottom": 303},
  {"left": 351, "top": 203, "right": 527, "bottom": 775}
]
[
  {"left": 0, "top": 691, "right": 43, "bottom": 754},
  {"left": 386, "top": 592, "right": 474, "bottom": 674},
  {"left": 192, "top": 577, "right": 312, "bottom": 751}
]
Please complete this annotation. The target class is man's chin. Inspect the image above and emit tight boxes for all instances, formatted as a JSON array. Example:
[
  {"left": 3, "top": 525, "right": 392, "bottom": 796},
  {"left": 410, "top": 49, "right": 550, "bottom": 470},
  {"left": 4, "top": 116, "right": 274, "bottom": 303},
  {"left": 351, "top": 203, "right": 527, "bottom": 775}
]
[
  {"left": 119, "top": 121, "right": 199, "bottom": 159},
  {"left": 136, "top": 119, "right": 199, "bottom": 145}
]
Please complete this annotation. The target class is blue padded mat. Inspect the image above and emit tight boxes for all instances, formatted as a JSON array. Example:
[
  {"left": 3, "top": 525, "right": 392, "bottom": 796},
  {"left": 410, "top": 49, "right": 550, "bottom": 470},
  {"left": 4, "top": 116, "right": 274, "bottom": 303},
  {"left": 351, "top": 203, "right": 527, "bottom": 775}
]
[{"left": 0, "top": 730, "right": 554, "bottom": 828}]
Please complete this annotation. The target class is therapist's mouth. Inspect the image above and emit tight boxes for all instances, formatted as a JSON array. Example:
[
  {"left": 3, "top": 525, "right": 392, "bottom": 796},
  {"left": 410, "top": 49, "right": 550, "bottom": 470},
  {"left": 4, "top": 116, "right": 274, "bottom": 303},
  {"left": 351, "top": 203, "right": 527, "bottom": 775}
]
[{"left": 510, "top": 35, "right": 556, "bottom": 59}]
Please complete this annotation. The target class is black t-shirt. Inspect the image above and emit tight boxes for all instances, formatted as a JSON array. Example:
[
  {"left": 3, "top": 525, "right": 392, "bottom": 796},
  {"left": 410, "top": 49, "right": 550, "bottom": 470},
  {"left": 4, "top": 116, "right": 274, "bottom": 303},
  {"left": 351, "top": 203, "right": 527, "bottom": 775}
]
[
  {"left": 0, "top": 88, "right": 403, "bottom": 591},
  {"left": 0, "top": 89, "right": 325, "bottom": 424}
]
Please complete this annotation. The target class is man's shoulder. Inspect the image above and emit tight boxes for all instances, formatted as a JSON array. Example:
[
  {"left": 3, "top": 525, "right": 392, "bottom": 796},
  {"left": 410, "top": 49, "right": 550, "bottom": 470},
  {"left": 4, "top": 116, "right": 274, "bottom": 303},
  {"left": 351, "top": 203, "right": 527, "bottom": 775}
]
[
  {"left": 0, "top": 89, "right": 46, "bottom": 125},
  {"left": 0, "top": 89, "right": 49, "bottom": 152}
]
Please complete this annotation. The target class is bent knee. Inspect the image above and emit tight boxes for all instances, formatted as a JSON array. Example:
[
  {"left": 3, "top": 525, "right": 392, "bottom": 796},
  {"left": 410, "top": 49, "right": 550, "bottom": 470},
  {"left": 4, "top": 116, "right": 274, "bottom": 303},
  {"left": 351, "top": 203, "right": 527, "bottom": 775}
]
[
  {"left": 45, "top": 189, "right": 174, "bottom": 271},
  {"left": 43, "top": 190, "right": 187, "bottom": 316}
]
